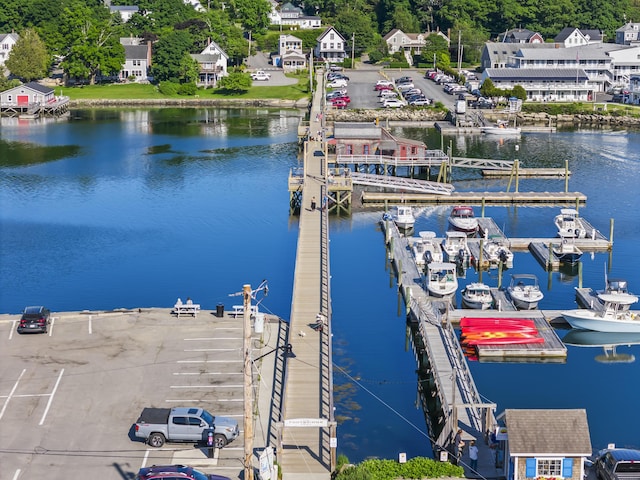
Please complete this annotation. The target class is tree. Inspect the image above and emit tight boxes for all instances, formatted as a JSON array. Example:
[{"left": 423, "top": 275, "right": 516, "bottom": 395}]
[
  {"left": 217, "top": 71, "right": 251, "bottom": 94},
  {"left": 511, "top": 85, "right": 527, "bottom": 100},
  {"left": 152, "top": 30, "right": 194, "bottom": 82},
  {"left": 5, "top": 28, "right": 49, "bottom": 81},
  {"left": 229, "top": 0, "right": 271, "bottom": 33},
  {"left": 178, "top": 53, "right": 200, "bottom": 84},
  {"left": 420, "top": 34, "right": 451, "bottom": 68}
]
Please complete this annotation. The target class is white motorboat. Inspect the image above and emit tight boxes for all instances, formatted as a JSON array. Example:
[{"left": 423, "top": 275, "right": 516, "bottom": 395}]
[
  {"left": 461, "top": 282, "right": 493, "bottom": 310},
  {"left": 552, "top": 237, "right": 583, "bottom": 264},
  {"left": 554, "top": 208, "right": 587, "bottom": 238},
  {"left": 507, "top": 274, "right": 544, "bottom": 310},
  {"left": 392, "top": 205, "right": 415, "bottom": 230},
  {"left": 425, "top": 262, "right": 458, "bottom": 298},
  {"left": 412, "top": 231, "right": 443, "bottom": 267},
  {"left": 442, "top": 231, "right": 471, "bottom": 266},
  {"left": 561, "top": 293, "right": 640, "bottom": 333},
  {"left": 482, "top": 237, "right": 514, "bottom": 268},
  {"left": 448, "top": 206, "right": 479, "bottom": 235},
  {"left": 481, "top": 120, "right": 521, "bottom": 136}
]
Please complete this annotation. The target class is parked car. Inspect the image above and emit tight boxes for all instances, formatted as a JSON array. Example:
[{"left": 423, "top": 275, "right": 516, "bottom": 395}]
[
  {"left": 382, "top": 98, "right": 406, "bottom": 108},
  {"left": 250, "top": 70, "right": 271, "bottom": 81},
  {"left": 475, "top": 97, "right": 496, "bottom": 109},
  {"left": 331, "top": 98, "right": 349, "bottom": 109},
  {"left": 327, "top": 79, "right": 348, "bottom": 88},
  {"left": 327, "top": 73, "right": 349, "bottom": 81},
  {"left": 375, "top": 83, "right": 394, "bottom": 91},
  {"left": 402, "top": 88, "right": 422, "bottom": 97},
  {"left": 326, "top": 89, "right": 347, "bottom": 99},
  {"left": 378, "top": 90, "right": 398, "bottom": 101},
  {"left": 395, "top": 76, "right": 412, "bottom": 84},
  {"left": 397, "top": 83, "right": 415, "bottom": 92},
  {"left": 17, "top": 306, "right": 51, "bottom": 334},
  {"left": 137, "top": 465, "right": 231, "bottom": 480},
  {"left": 595, "top": 448, "right": 640, "bottom": 480},
  {"left": 329, "top": 64, "right": 343, "bottom": 72},
  {"left": 331, "top": 95, "right": 350, "bottom": 103},
  {"left": 409, "top": 98, "right": 431, "bottom": 106},
  {"left": 375, "top": 79, "right": 394, "bottom": 87}
]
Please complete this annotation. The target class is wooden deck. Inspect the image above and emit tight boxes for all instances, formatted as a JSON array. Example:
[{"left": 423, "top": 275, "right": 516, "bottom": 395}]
[
  {"left": 361, "top": 191, "right": 587, "bottom": 206},
  {"left": 277, "top": 72, "right": 333, "bottom": 480}
]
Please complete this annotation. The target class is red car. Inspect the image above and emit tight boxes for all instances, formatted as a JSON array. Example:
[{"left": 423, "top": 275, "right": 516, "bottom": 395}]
[
  {"left": 375, "top": 83, "right": 394, "bottom": 91},
  {"left": 332, "top": 95, "right": 350, "bottom": 103},
  {"left": 331, "top": 99, "right": 349, "bottom": 109}
]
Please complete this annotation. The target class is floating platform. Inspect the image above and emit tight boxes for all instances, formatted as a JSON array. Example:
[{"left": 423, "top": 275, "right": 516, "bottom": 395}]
[
  {"left": 448, "top": 309, "right": 567, "bottom": 362},
  {"left": 362, "top": 191, "right": 587, "bottom": 207},
  {"left": 482, "top": 168, "right": 569, "bottom": 178}
]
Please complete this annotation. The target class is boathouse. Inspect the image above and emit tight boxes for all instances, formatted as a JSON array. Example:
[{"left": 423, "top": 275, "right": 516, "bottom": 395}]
[
  {"left": 499, "top": 409, "right": 592, "bottom": 480},
  {"left": 0, "top": 82, "right": 69, "bottom": 117},
  {"left": 332, "top": 122, "right": 427, "bottom": 160}
]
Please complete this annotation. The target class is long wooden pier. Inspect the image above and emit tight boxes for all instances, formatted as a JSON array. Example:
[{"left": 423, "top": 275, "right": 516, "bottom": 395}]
[{"left": 277, "top": 73, "right": 334, "bottom": 480}]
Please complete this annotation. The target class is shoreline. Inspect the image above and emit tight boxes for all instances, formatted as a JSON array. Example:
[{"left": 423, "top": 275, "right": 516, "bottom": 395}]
[{"left": 69, "top": 97, "right": 310, "bottom": 109}]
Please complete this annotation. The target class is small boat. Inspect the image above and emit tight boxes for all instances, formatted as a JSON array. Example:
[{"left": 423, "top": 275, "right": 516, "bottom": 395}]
[
  {"left": 552, "top": 237, "right": 583, "bottom": 264},
  {"left": 554, "top": 208, "right": 586, "bottom": 238},
  {"left": 392, "top": 205, "right": 415, "bottom": 230},
  {"left": 412, "top": 231, "right": 443, "bottom": 266},
  {"left": 561, "top": 293, "right": 640, "bottom": 332},
  {"left": 482, "top": 237, "right": 514, "bottom": 268},
  {"left": 507, "top": 274, "right": 544, "bottom": 310},
  {"left": 481, "top": 120, "right": 521, "bottom": 136},
  {"left": 442, "top": 231, "right": 471, "bottom": 266},
  {"left": 461, "top": 282, "right": 493, "bottom": 310},
  {"left": 425, "top": 262, "right": 458, "bottom": 298},
  {"left": 448, "top": 206, "right": 479, "bottom": 235}
]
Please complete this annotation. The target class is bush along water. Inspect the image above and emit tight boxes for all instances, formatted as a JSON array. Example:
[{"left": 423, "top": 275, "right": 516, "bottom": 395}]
[{"left": 334, "top": 456, "right": 465, "bottom": 480}]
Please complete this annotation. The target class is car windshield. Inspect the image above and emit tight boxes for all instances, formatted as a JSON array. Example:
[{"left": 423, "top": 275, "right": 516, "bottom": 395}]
[
  {"left": 191, "top": 469, "right": 210, "bottom": 480},
  {"left": 201, "top": 410, "right": 214, "bottom": 426}
]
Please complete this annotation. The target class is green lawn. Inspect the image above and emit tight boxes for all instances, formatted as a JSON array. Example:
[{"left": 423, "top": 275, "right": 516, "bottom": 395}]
[{"left": 61, "top": 76, "right": 311, "bottom": 101}]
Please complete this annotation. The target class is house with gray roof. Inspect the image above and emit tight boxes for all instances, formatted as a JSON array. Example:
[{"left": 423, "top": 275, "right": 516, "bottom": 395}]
[
  {"left": 498, "top": 409, "right": 592, "bottom": 480},
  {"left": 383, "top": 29, "right": 450, "bottom": 65},
  {"left": 270, "top": 1, "right": 321, "bottom": 29},
  {"left": 481, "top": 68, "right": 591, "bottom": 102},
  {"left": 315, "top": 27, "right": 346, "bottom": 64},
  {"left": 276, "top": 34, "right": 307, "bottom": 71},
  {"left": 555, "top": 28, "right": 603, "bottom": 46},
  {"left": 497, "top": 28, "right": 544, "bottom": 44},
  {"left": 119, "top": 38, "right": 152, "bottom": 82},
  {"left": 110, "top": 5, "right": 139, "bottom": 22},
  {"left": 616, "top": 22, "right": 640, "bottom": 45},
  {"left": 190, "top": 40, "right": 228, "bottom": 87},
  {"left": 332, "top": 122, "right": 427, "bottom": 160}
]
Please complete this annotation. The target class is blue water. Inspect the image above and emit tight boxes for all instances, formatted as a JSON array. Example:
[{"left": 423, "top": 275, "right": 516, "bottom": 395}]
[{"left": 1, "top": 111, "right": 639, "bottom": 463}]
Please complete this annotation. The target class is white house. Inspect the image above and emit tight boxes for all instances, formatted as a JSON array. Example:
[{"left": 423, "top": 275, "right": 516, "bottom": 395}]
[
  {"left": 315, "top": 27, "right": 346, "bottom": 64},
  {"left": 110, "top": 5, "right": 139, "bottom": 22},
  {"left": 554, "top": 27, "right": 603, "bottom": 47},
  {"left": 269, "top": 1, "right": 321, "bottom": 29},
  {"left": 481, "top": 68, "right": 591, "bottom": 102},
  {"left": 277, "top": 34, "right": 306, "bottom": 71},
  {"left": 183, "top": 0, "right": 205, "bottom": 12},
  {"left": 383, "top": 29, "right": 450, "bottom": 65},
  {"left": 628, "top": 74, "right": 640, "bottom": 104},
  {"left": 190, "top": 40, "right": 228, "bottom": 86},
  {"left": 119, "top": 38, "right": 152, "bottom": 82},
  {"left": 0, "top": 33, "right": 19, "bottom": 67}
]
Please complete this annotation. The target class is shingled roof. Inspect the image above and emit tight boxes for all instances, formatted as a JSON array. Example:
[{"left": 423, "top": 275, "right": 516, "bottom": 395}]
[{"left": 504, "top": 409, "right": 592, "bottom": 456}]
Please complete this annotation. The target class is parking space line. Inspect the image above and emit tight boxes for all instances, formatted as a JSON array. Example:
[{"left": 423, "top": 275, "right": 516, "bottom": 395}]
[
  {"left": 0, "top": 368, "right": 26, "bottom": 421},
  {"left": 12, "top": 469, "right": 21, "bottom": 480},
  {"left": 177, "top": 360, "right": 242, "bottom": 364},
  {"left": 88, "top": 315, "right": 93, "bottom": 335},
  {"left": 39, "top": 369, "right": 64, "bottom": 426},
  {"left": 172, "top": 372, "right": 243, "bottom": 376},
  {"left": 48, "top": 317, "right": 56, "bottom": 336},
  {"left": 183, "top": 348, "right": 238, "bottom": 352},
  {"left": 170, "top": 385, "right": 243, "bottom": 389},
  {"left": 184, "top": 337, "right": 240, "bottom": 341},
  {"left": 140, "top": 449, "right": 150, "bottom": 469},
  {"left": 9, "top": 320, "right": 17, "bottom": 340}
]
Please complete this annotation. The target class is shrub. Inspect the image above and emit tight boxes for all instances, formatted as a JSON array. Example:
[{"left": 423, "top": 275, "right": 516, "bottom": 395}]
[
  {"left": 177, "top": 82, "right": 197, "bottom": 95},
  {"left": 334, "top": 456, "right": 464, "bottom": 480},
  {"left": 158, "top": 81, "right": 179, "bottom": 95}
]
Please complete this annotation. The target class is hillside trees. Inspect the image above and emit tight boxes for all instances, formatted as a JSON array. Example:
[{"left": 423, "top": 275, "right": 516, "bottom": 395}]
[
  {"left": 5, "top": 28, "right": 49, "bottom": 81},
  {"left": 151, "top": 30, "right": 194, "bottom": 82}
]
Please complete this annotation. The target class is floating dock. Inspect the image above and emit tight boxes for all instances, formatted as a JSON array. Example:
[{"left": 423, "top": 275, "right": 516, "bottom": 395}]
[{"left": 362, "top": 191, "right": 587, "bottom": 207}]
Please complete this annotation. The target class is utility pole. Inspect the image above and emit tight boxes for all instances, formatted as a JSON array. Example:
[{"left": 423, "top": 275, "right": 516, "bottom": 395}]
[
  {"left": 351, "top": 33, "right": 355, "bottom": 68},
  {"left": 457, "top": 29, "right": 462, "bottom": 73},
  {"left": 248, "top": 31, "right": 252, "bottom": 67},
  {"left": 243, "top": 284, "right": 254, "bottom": 480}
]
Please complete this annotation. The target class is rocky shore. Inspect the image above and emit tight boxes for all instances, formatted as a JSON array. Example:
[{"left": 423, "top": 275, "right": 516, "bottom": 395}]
[{"left": 69, "top": 98, "right": 640, "bottom": 127}]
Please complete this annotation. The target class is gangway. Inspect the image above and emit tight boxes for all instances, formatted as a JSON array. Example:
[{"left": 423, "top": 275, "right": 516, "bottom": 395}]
[{"left": 350, "top": 172, "right": 454, "bottom": 195}]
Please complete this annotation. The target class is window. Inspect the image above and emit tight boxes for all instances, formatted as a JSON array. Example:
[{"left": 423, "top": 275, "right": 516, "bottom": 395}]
[
  {"left": 346, "top": 144, "right": 352, "bottom": 154},
  {"left": 188, "top": 417, "right": 201, "bottom": 426},
  {"left": 330, "top": 33, "right": 335, "bottom": 40},
  {"left": 172, "top": 417, "right": 188, "bottom": 425},
  {"left": 363, "top": 144, "right": 369, "bottom": 155},
  {"left": 538, "top": 459, "right": 563, "bottom": 477}
]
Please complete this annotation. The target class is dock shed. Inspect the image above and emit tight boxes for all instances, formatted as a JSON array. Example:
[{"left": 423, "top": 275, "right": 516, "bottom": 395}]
[{"left": 499, "top": 409, "right": 592, "bottom": 480}]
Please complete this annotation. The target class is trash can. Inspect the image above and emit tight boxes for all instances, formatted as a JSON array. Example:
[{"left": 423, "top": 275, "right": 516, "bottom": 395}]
[
  {"left": 254, "top": 313, "right": 265, "bottom": 333},
  {"left": 216, "top": 303, "right": 224, "bottom": 318}
]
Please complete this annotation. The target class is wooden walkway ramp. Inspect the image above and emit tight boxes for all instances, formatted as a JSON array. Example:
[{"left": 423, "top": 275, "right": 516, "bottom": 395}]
[
  {"left": 382, "top": 221, "right": 500, "bottom": 479},
  {"left": 277, "top": 72, "right": 333, "bottom": 480}
]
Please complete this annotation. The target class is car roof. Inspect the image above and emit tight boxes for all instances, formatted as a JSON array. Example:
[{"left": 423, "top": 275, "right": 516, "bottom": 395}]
[
  {"left": 24, "top": 306, "right": 45, "bottom": 313},
  {"left": 604, "top": 449, "right": 640, "bottom": 461}
]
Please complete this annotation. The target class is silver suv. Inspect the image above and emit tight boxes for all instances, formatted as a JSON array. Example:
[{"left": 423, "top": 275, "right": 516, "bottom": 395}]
[{"left": 596, "top": 448, "right": 640, "bottom": 480}]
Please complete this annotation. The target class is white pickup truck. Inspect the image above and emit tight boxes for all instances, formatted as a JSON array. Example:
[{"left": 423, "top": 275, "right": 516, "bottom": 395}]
[{"left": 251, "top": 70, "right": 271, "bottom": 81}]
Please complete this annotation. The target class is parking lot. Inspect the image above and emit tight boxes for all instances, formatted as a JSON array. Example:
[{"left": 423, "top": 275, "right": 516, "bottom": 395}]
[
  {"left": 0, "top": 309, "right": 276, "bottom": 480},
  {"left": 325, "top": 68, "right": 456, "bottom": 111}
]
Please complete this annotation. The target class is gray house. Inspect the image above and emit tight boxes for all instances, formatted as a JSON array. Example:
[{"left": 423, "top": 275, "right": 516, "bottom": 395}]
[{"left": 499, "top": 409, "right": 592, "bottom": 480}]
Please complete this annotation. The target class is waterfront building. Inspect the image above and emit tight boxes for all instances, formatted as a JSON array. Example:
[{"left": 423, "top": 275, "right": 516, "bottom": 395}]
[{"left": 315, "top": 27, "right": 346, "bottom": 64}]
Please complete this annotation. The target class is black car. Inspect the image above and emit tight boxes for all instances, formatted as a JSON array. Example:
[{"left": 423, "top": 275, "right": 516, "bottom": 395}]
[
  {"left": 137, "top": 465, "right": 231, "bottom": 480},
  {"left": 17, "top": 306, "right": 51, "bottom": 334},
  {"left": 395, "top": 76, "right": 412, "bottom": 85}
]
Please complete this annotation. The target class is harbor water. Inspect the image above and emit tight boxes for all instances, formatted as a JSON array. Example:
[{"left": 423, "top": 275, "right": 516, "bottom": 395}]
[{"left": 1, "top": 109, "right": 640, "bottom": 463}]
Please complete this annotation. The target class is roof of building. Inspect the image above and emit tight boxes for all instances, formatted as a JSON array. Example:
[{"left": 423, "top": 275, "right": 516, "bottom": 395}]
[
  {"left": 500, "top": 28, "right": 540, "bottom": 42},
  {"left": 190, "top": 54, "right": 220, "bottom": 62},
  {"left": 0, "top": 33, "right": 19, "bottom": 42},
  {"left": 485, "top": 68, "right": 589, "bottom": 81},
  {"left": 555, "top": 27, "right": 603, "bottom": 43},
  {"left": 124, "top": 45, "right": 149, "bottom": 60},
  {"left": 504, "top": 409, "right": 592, "bottom": 456},
  {"left": 334, "top": 122, "right": 381, "bottom": 139},
  {"left": 110, "top": 5, "right": 139, "bottom": 11},
  {"left": 317, "top": 26, "right": 346, "bottom": 42},
  {"left": 515, "top": 44, "right": 614, "bottom": 61},
  {"left": 616, "top": 22, "right": 640, "bottom": 32},
  {"left": 8, "top": 82, "right": 55, "bottom": 94}
]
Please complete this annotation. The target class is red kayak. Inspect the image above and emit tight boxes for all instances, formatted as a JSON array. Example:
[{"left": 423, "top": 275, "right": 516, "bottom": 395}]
[
  {"left": 461, "top": 326, "right": 538, "bottom": 335},
  {"left": 460, "top": 317, "right": 536, "bottom": 329},
  {"left": 464, "top": 336, "right": 545, "bottom": 346},
  {"left": 462, "top": 331, "right": 538, "bottom": 340}
]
